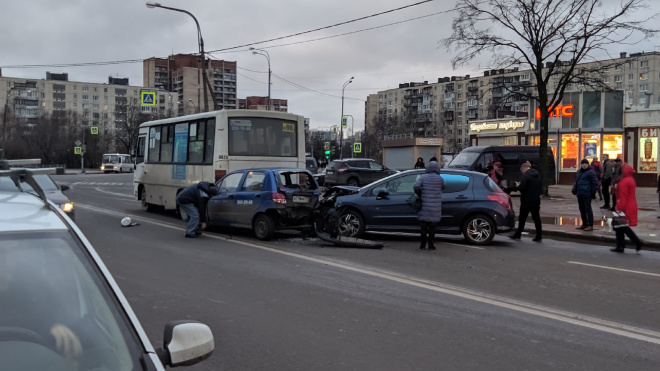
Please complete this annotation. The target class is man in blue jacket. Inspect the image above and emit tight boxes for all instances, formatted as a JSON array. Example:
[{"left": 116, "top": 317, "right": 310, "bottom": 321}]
[
  {"left": 574, "top": 159, "right": 598, "bottom": 231},
  {"left": 176, "top": 181, "right": 218, "bottom": 238}
]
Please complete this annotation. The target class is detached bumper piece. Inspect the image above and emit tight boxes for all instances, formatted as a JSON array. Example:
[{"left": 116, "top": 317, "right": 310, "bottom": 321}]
[{"left": 315, "top": 230, "right": 384, "bottom": 249}]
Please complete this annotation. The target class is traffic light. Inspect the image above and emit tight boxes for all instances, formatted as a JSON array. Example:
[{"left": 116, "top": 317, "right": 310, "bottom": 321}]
[
  {"left": 331, "top": 146, "right": 336, "bottom": 155},
  {"left": 324, "top": 141, "right": 330, "bottom": 151}
]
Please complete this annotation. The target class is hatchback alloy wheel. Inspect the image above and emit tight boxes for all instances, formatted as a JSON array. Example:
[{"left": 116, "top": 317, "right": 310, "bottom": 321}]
[
  {"left": 338, "top": 210, "right": 364, "bottom": 237},
  {"left": 463, "top": 214, "right": 495, "bottom": 245}
]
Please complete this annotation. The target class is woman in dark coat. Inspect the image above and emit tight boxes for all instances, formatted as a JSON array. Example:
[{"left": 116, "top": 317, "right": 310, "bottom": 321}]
[
  {"left": 413, "top": 161, "right": 445, "bottom": 250},
  {"left": 414, "top": 157, "right": 425, "bottom": 169}
]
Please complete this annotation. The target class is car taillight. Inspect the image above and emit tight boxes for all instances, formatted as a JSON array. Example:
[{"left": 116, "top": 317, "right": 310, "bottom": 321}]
[
  {"left": 487, "top": 193, "right": 511, "bottom": 209},
  {"left": 272, "top": 192, "right": 287, "bottom": 204}
]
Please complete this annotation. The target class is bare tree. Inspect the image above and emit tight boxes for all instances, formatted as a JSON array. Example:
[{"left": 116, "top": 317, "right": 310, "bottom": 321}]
[
  {"left": 115, "top": 98, "right": 151, "bottom": 154},
  {"left": 442, "top": 0, "right": 658, "bottom": 194}
]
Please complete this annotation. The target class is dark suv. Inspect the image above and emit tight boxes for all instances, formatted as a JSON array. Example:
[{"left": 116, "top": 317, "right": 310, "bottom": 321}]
[{"left": 323, "top": 159, "right": 397, "bottom": 187}]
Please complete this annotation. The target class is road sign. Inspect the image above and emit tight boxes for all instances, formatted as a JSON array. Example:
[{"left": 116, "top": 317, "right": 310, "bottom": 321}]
[
  {"left": 141, "top": 91, "right": 156, "bottom": 106},
  {"left": 74, "top": 146, "right": 82, "bottom": 154},
  {"left": 75, "top": 140, "right": 81, "bottom": 146},
  {"left": 353, "top": 142, "right": 362, "bottom": 153},
  {"left": 90, "top": 127, "right": 98, "bottom": 135},
  {"left": 341, "top": 116, "right": 347, "bottom": 128}
]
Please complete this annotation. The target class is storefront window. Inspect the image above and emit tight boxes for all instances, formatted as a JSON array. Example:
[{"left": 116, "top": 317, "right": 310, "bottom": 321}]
[
  {"left": 531, "top": 136, "right": 557, "bottom": 158},
  {"left": 580, "top": 133, "right": 601, "bottom": 161},
  {"left": 603, "top": 134, "right": 623, "bottom": 162},
  {"left": 638, "top": 128, "right": 658, "bottom": 173},
  {"left": 560, "top": 134, "right": 579, "bottom": 171}
]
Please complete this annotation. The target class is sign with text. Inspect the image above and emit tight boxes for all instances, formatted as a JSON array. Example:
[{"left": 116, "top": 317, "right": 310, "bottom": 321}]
[
  {"left": 470, "top": 120, "right": 526, "bottom": 133},
  {"left": 535, "top": 104, "right": 574, "bottom": 119}
]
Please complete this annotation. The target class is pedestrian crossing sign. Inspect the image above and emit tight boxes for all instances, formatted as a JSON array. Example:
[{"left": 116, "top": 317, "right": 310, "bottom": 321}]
[
  {"left": 353, "top": 142, "right": 362, "bottom": 153},
  {"left": 90, "top": 126, "right": 98, "bottom": 135},
  {"left": 141, "top": 91, "right": 156, "bottom": 106},
  {"left": 74, "top": 146, "right": 82, "bottom": 154}
]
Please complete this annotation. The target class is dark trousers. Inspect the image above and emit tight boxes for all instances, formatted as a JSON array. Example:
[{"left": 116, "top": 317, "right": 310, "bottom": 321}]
[
  {"left": 577, "top": 196, "right": 594, "bottom": 227},
  {"left": 514, "top": 200, "right": 542, "bottom": 238},
  {"left": 615, "top": 226, "right": 642, "bottom": 250},
  {"left": 420, "top": 222, "right": 438, "bottom": 246},
  {"left": 601, "top": 178, "right": 611, "bottom": 207}
]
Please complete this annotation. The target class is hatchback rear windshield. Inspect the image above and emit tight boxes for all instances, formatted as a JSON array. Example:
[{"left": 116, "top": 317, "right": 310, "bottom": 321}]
[{"left": 277, "top": 171, "right": 319, "bottom": 190}]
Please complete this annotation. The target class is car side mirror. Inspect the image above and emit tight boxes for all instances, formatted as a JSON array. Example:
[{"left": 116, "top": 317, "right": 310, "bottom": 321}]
[
  {"left": 376, "top": 188, "right": 390, "bottom": 200},
  {"left": 60, "top": 185, "right": 70, "bottom": 192},
  {"left": 156, "top": 320, "right": 214, "bottom": 367}
]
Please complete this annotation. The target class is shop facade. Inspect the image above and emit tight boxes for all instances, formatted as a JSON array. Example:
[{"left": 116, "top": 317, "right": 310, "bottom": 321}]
[{"left": 622, "top": 126, "right": 660, "bottom": 186}]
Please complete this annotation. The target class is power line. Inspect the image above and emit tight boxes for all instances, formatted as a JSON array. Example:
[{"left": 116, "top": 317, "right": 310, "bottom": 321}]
[
  {"left": 206, "top": 0, "right": 436, "bottom": 54},
  {"left": 272, "top": 73, "right": 366, "bottom": 102}
]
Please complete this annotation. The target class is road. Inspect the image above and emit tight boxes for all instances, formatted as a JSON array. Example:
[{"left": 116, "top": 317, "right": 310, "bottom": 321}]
[{"left": 55, "top": 173, "right": 660, "bottom": 370}]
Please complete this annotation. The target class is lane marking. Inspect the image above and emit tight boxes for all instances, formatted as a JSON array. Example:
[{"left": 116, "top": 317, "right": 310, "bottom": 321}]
[
  {"left": 77, "top": 203, "right": 660, "bottom": 345},
  {"left": 567, "top": 261, "right": 660, "bottom": 278},
  {"left": 94, "top": 187, "right": 133, "bottom": 198}
]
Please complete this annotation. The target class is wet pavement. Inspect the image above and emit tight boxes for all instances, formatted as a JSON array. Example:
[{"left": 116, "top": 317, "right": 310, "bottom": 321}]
[{"left": 512, "top": 184, "right": 660, "bottom": 250}]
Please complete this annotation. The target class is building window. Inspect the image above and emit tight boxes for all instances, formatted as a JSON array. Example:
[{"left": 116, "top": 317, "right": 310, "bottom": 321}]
[
  {"left": 640, "top": 60, "right": 649, "bottom": 68},
  {"left": 560, "top": 133, "right": 579, "bottom": 171},
  {"left": 83, "top": 86, "right": 89, "bottom": 91},
  {"left": 93, "top": 95, "right": 99, "bottom": 101},
  {"left": 640, "top": 84, "right": 649, "bottom": 92},
  {"left": 629, "top": 74, "right": 634, "bottom": 80},
  {"left": 614, "top": 75, "right": 622, "bottom": 82},
  {"left": 639, "top": 72, "right": 648, "bottom": 80}
]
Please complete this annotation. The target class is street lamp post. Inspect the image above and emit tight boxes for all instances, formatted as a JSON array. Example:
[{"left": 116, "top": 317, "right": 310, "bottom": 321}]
[
  {"left": 249, "top": 47, "right": 271, "bottom": 111},
  {"left": 146, "top": 2, "right": 217, "bottom": 112},
  {"left": 339, "top": 77, "right": 354, "bottom": 160},
  {"left": 187, "top": 99, "right": 199, "bottom": 113}
]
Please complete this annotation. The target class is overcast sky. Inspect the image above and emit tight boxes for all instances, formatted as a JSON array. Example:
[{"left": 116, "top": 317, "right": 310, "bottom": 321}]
[{"left": 1, "top": 0, "right": 658, "bottom": 132}]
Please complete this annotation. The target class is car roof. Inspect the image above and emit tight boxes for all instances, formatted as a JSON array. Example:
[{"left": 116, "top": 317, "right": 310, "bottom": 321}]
[
  {"left": 231, "top": 167, "right": 311, "bottom": 172},
  {"left": 0, "top": 191, "right": 68, "bottom": 233},
  {"left": 461, "top": 145, "right": 542, "bottom": 152}
]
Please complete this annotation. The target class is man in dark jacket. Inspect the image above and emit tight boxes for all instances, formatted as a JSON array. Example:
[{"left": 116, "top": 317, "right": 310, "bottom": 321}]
[
  {"left": 575, "top": 159, "right": 598, "bottom": 231},
  {"left": 600, "top": 154, "right": 613, "bottom": 209},
  {"left": 509, "top": 161, "right": 542, "bottom": 242},
  {"left": 176, "top": 181, "right": 218, "bottom": 238}
]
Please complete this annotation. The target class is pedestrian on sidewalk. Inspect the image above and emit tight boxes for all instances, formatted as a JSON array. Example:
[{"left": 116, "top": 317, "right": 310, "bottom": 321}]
[
  {"left": 600, "top": 154, "right": 613, "bottom": 209},
  {"left": 176, "top": 181, "right": 218, "bottom": 238},
  {"left": 573, "top": 159, "right": 598, "bottom": 231},
  {"left": 413, "top": 161, "right": 445, "bottom": 250},
  {"left": 489, "top": 161, "right": 504, "bottom": 188},
  {"left": 611, "top": 164, "right": 643, "bottom": 252},
  {"left": 610, "top": 158, "right": 623, "bottom": 211},
  {"left": 591, "top": 157, "right": 603, "bottom": 201},
  {"left": 414, "top": 157, "right": 425, "bottom": 169},
  {"left": 508, "top": 161, "right": 542, "bottom": 242}
]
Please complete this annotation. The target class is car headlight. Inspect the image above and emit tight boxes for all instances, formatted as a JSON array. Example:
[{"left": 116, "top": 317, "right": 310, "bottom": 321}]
[
  {"left": 61, "top": 202, "right": 74, "bottom": 213},
  {"left": 101, "top": 165, "right": 105, "bottom": 170}
]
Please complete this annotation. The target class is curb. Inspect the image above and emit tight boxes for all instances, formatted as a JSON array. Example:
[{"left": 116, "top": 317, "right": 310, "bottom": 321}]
[{"left": 523, "top": 227, "right": 660, "bottom": 251}]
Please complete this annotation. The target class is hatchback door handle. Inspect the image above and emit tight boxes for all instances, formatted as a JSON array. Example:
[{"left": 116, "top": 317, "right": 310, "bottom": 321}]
[
  {"left": 456, "top": 195, "right": 468, "bottom": 199},
  {"left": 255, "top": 194, "right": 261, "bottom": 198}
]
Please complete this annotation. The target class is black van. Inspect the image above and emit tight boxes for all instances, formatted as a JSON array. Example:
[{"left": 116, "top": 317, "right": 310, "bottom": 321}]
[{"left": 447, "top": 146, "right": 556, "bottom": 187}]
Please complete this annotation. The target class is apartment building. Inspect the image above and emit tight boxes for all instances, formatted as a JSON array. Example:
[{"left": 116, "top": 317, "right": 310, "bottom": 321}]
[
  {"left": 0, "top": 72, "right": 176, "bottom": 153},
  {"left": 365, "top": 50, "right": 660, "bottom": 185},
  {"left": 143, "top": 54, "right": 237, "bottom": 115},
  {"left": 238, "top": 96, "right": 288, "bottom": 112}
]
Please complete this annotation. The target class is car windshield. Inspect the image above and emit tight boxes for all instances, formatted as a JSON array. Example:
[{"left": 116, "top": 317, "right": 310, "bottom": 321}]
[
  {"left": 0, "top": 231, "right": 144, "bottom": 369},
  {"left": 448, "top": 152, "right": 480, "bottom": 167},
  {"left": 103, "top": 155, "right": 119, "bottom": 163},
  {"left": 0, "top": 174, "right": 59, "bottom": 192}
]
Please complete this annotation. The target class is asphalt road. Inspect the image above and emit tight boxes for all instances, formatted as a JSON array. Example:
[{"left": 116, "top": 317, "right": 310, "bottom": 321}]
[{"left": 55, "top": 173, "right": 660, "bottom": 371}]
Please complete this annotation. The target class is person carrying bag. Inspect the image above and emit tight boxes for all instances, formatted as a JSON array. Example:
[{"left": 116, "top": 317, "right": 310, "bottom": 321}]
[{"left": 610, "top": 164, "right": 643, "bottom": 253}]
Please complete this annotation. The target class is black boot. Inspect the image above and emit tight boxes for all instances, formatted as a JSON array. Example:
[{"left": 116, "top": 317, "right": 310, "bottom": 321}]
[
  {"left": 420, "top": 243, "right": 427, "bottom": 250},
  {"left": 428, "top": 242, "right": 436, "bottom": 250},
  {"left": 610, "top": 247, "right": 624, "bottom": 253}
]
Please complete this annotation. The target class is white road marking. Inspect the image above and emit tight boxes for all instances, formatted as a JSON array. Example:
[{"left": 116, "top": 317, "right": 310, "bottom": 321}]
[
  {"left": 567, "top": 261, "right": 660, "bottom": 278},
  {"left": 94, "top": 187, "right": 133, "bottom": 198},
  {"left": 78, "top": 203, "right": 660, "bottom": 345}
]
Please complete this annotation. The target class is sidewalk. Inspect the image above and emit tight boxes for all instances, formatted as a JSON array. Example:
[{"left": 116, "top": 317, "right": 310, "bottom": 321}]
[
  {"left": 64, "top": 168, "right": 104, "bottom": 175},
  {"left": 512, "top": 185, "right": 660, "bottom": 250}
]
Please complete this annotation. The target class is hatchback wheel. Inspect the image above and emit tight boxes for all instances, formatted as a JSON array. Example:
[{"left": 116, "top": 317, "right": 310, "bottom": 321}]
[
  {"left": 338, "top": 209, "right": 365, "bottom": 237},
  {"left": 253, "top": 214, "right": 275, "bottom": 240},
  {"left": 462, "top": 214, "right": 495, "bottom": 245},
  {"left": 346, "top": 178, "right": 359, "bottom": 187}
]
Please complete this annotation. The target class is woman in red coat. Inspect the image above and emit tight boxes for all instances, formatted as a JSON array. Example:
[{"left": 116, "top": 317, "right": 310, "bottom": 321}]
[{"left": 611, "top": 164, "right": 643, "bottom": 252}]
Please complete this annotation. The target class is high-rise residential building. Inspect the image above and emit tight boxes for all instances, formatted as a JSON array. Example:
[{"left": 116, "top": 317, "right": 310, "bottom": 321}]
[
  {"left": 238, "top": 96, "right": 288, "bottom": 112},
  {"left": 143, "top": 54, "right": 237, "bottom": 115},
  {"left": 365, "top": 50, "right": 660, "bottom": 185},
  {"left": 0, "top": 72, "right": 177, "bottom": 155}
]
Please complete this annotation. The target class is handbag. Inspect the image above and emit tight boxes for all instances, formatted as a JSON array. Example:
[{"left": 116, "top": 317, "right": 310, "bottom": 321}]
[
  {"left": 409, "top": 194, "right": 422, "bottom": 211},
  {"left": 611, "top": 211, "right": 629, "bottom": 229}
]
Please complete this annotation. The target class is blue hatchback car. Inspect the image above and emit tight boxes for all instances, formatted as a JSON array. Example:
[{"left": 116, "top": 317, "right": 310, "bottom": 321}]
[
  {"left": 330, "top": 169, "right": 515, "bottom": 245},
  {"left": 207, "top": 168, "right": 321, "bottom": 240}
]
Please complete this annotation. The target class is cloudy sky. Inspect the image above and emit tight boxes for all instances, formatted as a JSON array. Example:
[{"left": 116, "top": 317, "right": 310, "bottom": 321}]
[{"left": 1, "top": 0, "right": 658, "bottom": 132}]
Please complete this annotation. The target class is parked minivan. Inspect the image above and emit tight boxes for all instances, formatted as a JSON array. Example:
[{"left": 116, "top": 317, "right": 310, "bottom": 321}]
[
  {"left": 101, "top": 153, "right": 133, "bottom": 173},
  {"left": 447, "top": 146, "right": 556, "bottom": 187}
]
